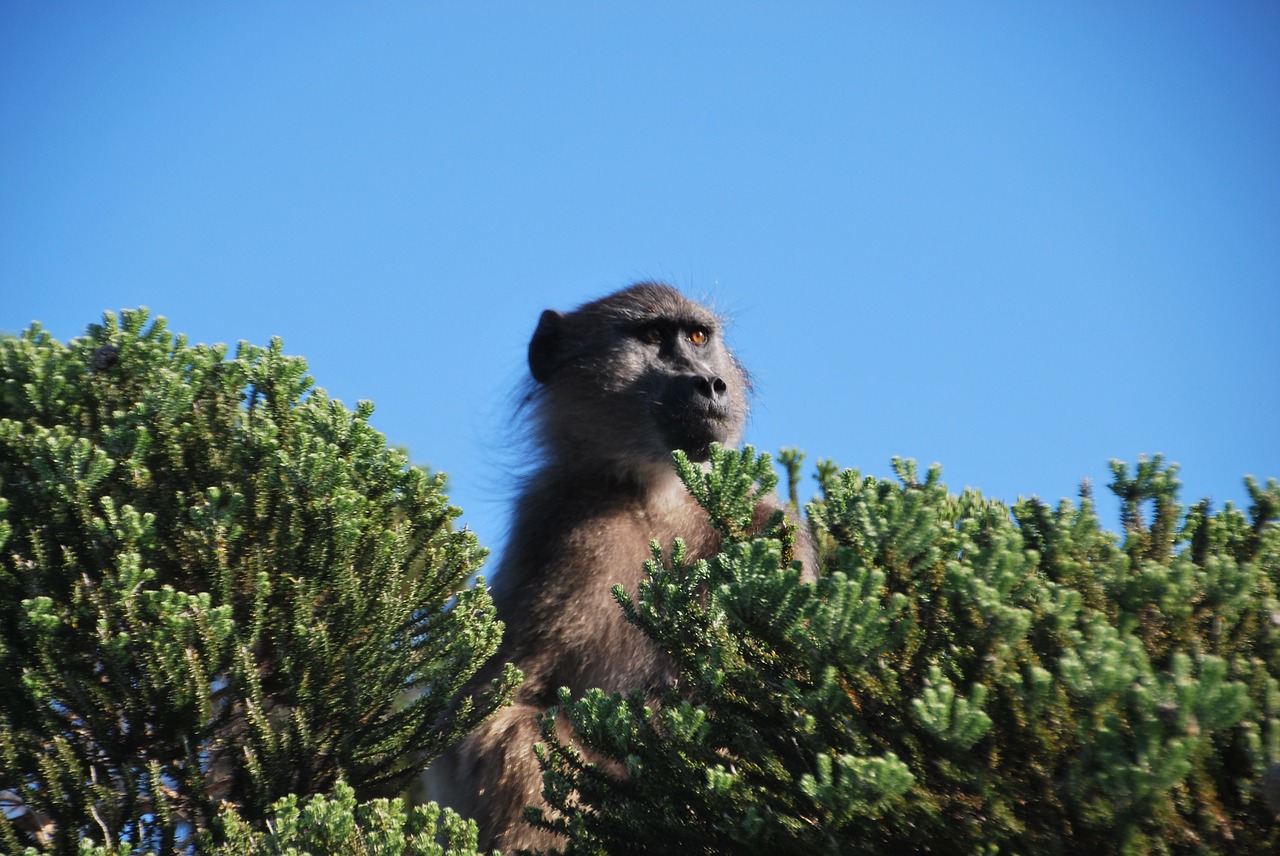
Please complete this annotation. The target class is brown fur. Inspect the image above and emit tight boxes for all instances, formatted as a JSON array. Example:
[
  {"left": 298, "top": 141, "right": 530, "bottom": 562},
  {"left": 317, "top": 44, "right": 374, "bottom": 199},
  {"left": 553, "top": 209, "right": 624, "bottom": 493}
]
[{"left": 421, "top": 283, "right": 814, "bottom": 850}]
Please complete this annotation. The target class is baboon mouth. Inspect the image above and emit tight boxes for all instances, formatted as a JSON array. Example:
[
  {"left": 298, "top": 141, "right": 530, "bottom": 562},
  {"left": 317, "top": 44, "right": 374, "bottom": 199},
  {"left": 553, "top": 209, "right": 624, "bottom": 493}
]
[{"left": 661, "top": 414, "right": 730, "bottom": 460}]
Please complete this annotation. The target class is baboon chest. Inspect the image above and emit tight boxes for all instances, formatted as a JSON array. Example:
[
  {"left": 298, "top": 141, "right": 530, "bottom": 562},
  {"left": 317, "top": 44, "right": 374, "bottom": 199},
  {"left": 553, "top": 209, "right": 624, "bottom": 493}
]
[{"left": 494, "top": 482, "right": 719, "bottom": 698}]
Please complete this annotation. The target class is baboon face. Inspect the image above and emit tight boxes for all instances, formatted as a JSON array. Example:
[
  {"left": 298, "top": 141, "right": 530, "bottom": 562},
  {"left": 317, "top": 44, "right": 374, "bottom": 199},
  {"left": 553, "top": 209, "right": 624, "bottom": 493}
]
[{"left": 527, "top": 283, "right": 748, "bottom": 469}]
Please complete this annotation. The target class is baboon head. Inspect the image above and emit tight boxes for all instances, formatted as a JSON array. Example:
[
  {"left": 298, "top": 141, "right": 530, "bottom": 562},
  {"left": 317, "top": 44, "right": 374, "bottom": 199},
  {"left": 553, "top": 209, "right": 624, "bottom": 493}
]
[{"left": 526, "top": 283, "right": 749, "bottom": 475}]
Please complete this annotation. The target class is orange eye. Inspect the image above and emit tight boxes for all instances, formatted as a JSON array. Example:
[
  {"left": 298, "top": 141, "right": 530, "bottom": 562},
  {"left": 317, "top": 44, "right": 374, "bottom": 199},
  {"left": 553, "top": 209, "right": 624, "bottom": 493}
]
[
  {"left": 688, "top": 327, "right": 709, "bottom": 346},
  {"left": 637, "top": 326, "right": 663, "bottom": 345}
]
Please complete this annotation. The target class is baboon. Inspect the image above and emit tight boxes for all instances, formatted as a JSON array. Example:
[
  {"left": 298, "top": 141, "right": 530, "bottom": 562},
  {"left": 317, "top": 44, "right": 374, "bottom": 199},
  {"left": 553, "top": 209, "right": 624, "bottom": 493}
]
[{"left": 422, "top": 282, "right": 814, "bottom": 851}]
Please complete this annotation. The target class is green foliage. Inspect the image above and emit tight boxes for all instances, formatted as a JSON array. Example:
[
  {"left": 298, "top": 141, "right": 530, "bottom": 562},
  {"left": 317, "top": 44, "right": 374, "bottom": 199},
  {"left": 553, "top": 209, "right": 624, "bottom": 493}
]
[
  {"left": 21, "top": 782, "right": 489, "bottom": 856},
  {"left": 531, "top": 446, "right": 1280, "bottom": 854},
  {"left": 0, "top": 311, "right": 517, "bottom": 854},
  {"left": 213, "top": 780, "right": 486, "bottom": 856}
]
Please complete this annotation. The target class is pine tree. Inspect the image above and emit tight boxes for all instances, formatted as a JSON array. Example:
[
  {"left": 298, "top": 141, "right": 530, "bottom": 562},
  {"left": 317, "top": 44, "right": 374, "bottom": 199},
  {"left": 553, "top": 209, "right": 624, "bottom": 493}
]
[
  {"left": 531, "top": 446, "right": 1280, "bottom": 854},
  {"left": 0, "top": 311, "right": 518, "bottom": 854}
]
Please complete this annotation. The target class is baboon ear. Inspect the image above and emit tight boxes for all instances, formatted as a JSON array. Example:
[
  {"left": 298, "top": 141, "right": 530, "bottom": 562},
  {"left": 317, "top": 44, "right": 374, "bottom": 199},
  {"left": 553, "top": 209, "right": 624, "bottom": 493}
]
[{"left": 528, "top": 310, "right": 565, "bottom": 384}]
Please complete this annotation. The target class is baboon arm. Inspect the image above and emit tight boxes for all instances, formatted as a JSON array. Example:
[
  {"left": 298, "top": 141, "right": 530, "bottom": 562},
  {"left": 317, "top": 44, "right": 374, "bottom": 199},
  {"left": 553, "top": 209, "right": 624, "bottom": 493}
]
[
  {"left": 424, "top": 702, "right": 564, "bottom": 852},
  {"left": 751, "top": 497, "right": 819, "bottom": 581}
]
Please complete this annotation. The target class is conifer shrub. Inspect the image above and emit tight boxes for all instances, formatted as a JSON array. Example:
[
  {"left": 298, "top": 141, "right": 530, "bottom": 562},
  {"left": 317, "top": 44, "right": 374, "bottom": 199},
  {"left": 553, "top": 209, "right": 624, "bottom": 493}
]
[
  {"left": 0, "top": 311, "right": 517, "bottom": 854},
  {"left": 532, "top": 447, "right": 1280, "bottom": 854},
  {"left": 205, "top": 781, "right": 485, "bottom": 856},
  {"left": 24, "top": 783, "right": 486, "bottom": 856},
  {"left": 6, "top": 309, "right": 1278, "bottom": 855}
]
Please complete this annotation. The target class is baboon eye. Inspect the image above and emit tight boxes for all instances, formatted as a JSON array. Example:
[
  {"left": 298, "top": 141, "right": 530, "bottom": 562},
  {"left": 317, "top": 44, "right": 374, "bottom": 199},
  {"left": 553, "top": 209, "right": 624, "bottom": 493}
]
[
  {"left": 688, "top": 327, "right": 710, "bottom": 346},
  {"left": 636, "top": 326, "right": 663, "bottom": 345}
]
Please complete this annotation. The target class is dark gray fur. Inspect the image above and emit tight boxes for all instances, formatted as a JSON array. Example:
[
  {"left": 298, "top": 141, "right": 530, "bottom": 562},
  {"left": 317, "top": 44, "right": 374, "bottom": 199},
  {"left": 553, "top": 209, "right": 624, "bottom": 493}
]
[{"left": 420, "top": 283, "right": 814, "bottom": 850}]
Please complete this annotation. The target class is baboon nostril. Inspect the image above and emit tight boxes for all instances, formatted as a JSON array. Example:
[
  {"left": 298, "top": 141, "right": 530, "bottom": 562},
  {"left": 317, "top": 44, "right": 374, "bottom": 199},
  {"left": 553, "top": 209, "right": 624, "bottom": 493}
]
[{"left": 693, "top": 375, "right": 726, "bottom": 399}]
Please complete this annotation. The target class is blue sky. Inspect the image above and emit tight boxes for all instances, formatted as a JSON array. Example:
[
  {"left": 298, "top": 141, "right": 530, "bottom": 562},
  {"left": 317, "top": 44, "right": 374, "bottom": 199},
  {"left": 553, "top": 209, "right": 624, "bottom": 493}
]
[{"left": 2, "top": 3, "right": 1277, "bottom": 559}]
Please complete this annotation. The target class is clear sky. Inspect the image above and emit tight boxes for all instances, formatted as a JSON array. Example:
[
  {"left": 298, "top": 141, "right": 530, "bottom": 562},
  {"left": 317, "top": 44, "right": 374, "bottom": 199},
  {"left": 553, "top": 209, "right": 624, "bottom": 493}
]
[{"left": 3, "top": 2, "right": 1277, "bottom": 561}]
